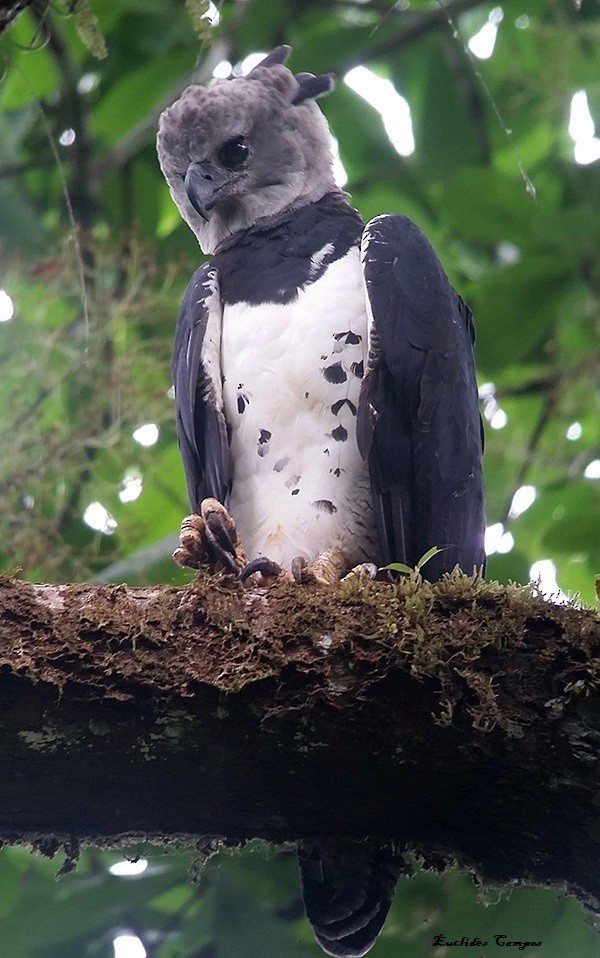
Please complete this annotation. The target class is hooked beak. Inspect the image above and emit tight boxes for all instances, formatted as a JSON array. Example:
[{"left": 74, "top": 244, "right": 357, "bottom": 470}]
[{"left": 184, "top": 161, "right": 240, "bottom": 221}]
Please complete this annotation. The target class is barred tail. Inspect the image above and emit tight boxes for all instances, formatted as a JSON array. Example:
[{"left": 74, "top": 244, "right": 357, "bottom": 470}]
[{"left": 299, "top": 843, "right": 401, "bottom": 957}]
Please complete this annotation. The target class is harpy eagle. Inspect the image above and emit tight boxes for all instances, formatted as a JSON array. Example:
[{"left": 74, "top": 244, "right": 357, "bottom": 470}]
[{"left": 157, "top": 46, "right": 485, "bottom": 958}]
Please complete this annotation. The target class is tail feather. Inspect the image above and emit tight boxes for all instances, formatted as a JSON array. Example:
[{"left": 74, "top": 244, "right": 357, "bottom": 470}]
[{"left": 299, "top": 843, "right": 401, "bottom": 957}]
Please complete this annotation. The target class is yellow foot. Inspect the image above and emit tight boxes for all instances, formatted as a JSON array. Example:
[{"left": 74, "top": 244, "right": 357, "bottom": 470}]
[
  {"left": 342, "top": 562, "right": 379, "bottom": 582},
  {"left": 291, "top": 548, "right": 349, "bottom": 585},
  {"left": 172, "top": 498, "right": 247, "bottom": 574}
]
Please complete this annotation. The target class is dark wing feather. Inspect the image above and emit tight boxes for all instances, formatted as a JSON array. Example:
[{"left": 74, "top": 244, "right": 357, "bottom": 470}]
[
  {"left": 358, "top": 215, "right": 485, "bottom": 579},
  {"left": 172, "top": 263, "right": 229, "bottom": 511}
]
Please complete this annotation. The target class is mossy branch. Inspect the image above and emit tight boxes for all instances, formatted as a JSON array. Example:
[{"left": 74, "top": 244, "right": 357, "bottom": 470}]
[{"left": 1, "top": 571, "right": 599, "bottom": 913}]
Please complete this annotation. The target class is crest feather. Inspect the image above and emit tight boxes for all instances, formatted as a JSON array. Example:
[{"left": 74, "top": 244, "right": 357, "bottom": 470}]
[
  {"left": 248, "top": 45, "right": 291, "bottom": 74},
  {"left": 247, "top": 46, "right": 335, "bottom": 105},
  {"left": 292, "top": 72, "right": 335, "bottom": 104}
]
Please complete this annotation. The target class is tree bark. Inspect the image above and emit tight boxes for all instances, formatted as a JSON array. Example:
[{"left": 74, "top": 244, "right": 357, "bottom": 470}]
[{"left": 1, "top": 572, "right": 599, "bottom": 910}]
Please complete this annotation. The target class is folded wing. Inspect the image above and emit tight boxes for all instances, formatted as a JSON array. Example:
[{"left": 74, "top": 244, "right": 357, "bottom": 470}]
[
  {"left": 358, "top": 214, "right": 485, "bottom": 580},
  {"left": 172, "top": 263, "right": 229, "bottom": 511}
]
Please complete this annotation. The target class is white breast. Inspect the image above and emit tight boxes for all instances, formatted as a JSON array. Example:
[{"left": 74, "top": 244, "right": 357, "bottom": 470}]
[{"left": 221, "top": 247, "right": 379, "bottom": 569}]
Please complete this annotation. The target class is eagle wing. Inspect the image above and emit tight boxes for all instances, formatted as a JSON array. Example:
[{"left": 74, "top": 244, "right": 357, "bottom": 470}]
[
  {"left": 358, "top": 214, "right": 485, "bottom": 580},
  {"left": 172, "top": 263, "right": 229, "bottom": 511}
]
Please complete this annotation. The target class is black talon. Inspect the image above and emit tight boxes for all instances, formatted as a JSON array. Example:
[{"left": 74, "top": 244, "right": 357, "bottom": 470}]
[
  {"left": 200, "top": 534, "right": 241, "bottom": 575},
  {"left": 201, "top": 513, "right": 242, "bottom": 575},
  {"left": 204, "top": 510, "right": 237, "bottom": 557},
  {"left": 240, "top": 556, "right": 283, "bottom": 581},
  {"left": 202, "top": 534, "right": 241, "bottom": 575},
  {"left": 215, "top": 547, "right": 244, "bottom": 576},
  {"left": 291, "top": 556, "right": 311, "bottom": 583}
]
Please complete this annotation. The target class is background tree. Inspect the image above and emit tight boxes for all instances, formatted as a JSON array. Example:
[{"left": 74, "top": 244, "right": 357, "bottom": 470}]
[{"left": 0, "top": 0, "right": 599, "bottom": 955}]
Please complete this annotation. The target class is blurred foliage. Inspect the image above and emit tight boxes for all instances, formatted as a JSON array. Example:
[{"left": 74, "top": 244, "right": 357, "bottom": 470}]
[
  {"left": 1, "top": 0, "right": 600, "bottom": 954},
  {"left": 0, "top": 0, "right": 600, "bottom": 596},
  {"left": 1, "top": 843, "right": 599, "bottom": 958}
]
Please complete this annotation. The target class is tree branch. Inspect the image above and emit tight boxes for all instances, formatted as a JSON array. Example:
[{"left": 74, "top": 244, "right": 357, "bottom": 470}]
[
  {"left": 31, "top": 2, "right": 94, "bottom": 226},
  {"left": 339, "top": 0, "right": 490, "bottom": 72},
  {"left": 0, "top": 0, "right": 37, "bottom": 36},
  {"left": 501, "top": 393, "right": 557, "bottom": 523},
  {"left": 1, "top": 572, "right": 599, "bottom": 916},
  {"left": 0, "top": 156, "right": 56, "bottom": 177}
]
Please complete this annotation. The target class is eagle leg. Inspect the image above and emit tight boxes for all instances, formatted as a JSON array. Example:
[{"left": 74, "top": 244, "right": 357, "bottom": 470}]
[
  {"left": 172, "top": 513, "right": 206, "bottom": 569},
  {"left": 172, "top": 498, "right": 247, "bottom": 574},
  {"left": 342, "top": 562, "right": 379, "bottom": 583},
  {"left": 291, "top": 548, "right": 348, "bottom": 585}
]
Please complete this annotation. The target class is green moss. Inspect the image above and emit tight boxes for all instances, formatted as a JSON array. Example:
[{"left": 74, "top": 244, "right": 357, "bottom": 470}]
[{"left": 2, "top": 571, "right": 600, "bottom": 737}]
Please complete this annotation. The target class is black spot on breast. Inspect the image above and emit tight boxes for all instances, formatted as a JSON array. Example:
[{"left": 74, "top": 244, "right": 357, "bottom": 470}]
[
  {"left": 332, "top": 424, "right": 348, "bottom": 442},
  {"left": 351, "top": 360, "right": 364, "bottom": 379},
  {"left": 333, "top": 467, "right": 341, "bottom": 477},
  {"left": 311, "top": 499, "right": 337, "bottom": 514},
  {"left": 257, "top": 428, "right": 272, "bottom": 456},
  {"left": 273, "top": 457, "right": 290, "bottom": 473},
  {"left": 285, "top": 474, "right": 301, "bottom": 488},
  {"left": 305, "top": 391, "right": 309, "bottom": 399},
  {"left": 323, "top": 362, "right": 347, "bottom": 384},
  {"left": 291, "top": 488, "right": 300, "bottom": 496},
  {"left": 334, "top": 330, "right": 362, "bottom": 345},
  {"left": 237, "top": 395, "right": 247, "bottom": 414},
  {"left": 331, "top": 398, "right": 358, "bottom": 417}
]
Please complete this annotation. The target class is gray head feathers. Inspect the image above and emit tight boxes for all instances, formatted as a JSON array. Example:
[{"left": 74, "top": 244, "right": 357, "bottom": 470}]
[{"left": 157, "top": 47, "right": 339, "bottom": 253}]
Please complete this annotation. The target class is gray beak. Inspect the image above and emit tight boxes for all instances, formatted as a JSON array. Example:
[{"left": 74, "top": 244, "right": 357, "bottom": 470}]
[{"left": 184, "top": 161, "right": 233, "bottom": 221}]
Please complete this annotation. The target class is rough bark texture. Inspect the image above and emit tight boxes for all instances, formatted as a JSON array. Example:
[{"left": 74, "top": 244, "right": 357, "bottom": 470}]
[{"left": 1, "top": 571, "right": 599, "bottom": 911}]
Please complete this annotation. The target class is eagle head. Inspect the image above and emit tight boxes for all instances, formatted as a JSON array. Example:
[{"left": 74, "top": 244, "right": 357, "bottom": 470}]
[{"left": 157, "top": 46, "right": 338, "bottom": 253}]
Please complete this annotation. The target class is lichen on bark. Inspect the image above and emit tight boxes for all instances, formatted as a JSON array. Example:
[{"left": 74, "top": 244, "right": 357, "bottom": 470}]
[{"left": 1, "top": 570, "right": 600, "bottom": 915}]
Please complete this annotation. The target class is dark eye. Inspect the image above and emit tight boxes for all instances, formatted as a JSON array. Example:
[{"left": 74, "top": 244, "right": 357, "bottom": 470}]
[{"left": 217, "top": 135, "right": 250, "bottom": 170}]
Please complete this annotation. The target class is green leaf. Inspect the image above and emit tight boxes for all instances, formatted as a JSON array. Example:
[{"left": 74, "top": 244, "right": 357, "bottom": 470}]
[
  {"left": 0, "top": 851, "right": 181, "bottom": 956},
  {"left": 91, "top": 52, "right": 192, "bottom": 143},
  {"left": 416, "top": 545, "right": 443, "bottom": 569},
  {"left": 236, "top": 0, "right": 291, "bottom": 53},
  {"left": 382, "top": 562, "right": 414, "bottom": 575},
  {"left": 486, "top": 551, "right": 531, "bottom": 588},
  {"left": 0, "top": 15, "right": 60, "bottom": 109},
  {"left": 471, "top": 256, "right": 577, "bottom": 374},
  {"left": 440, "top": 166, "right": 541, "bottom": 248},
  {"left": 410, "top": 36, "right": 480, "bottom": 180},
  {"left": 325, "top": 84, "right": 402, "bottom": 184}
]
